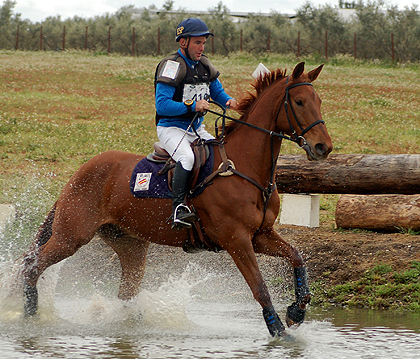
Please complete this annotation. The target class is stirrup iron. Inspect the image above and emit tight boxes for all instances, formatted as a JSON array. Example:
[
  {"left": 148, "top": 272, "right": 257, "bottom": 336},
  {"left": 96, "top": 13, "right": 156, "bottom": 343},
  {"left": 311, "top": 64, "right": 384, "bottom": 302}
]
[{"left": 172, "top": 203, "right": 197, "bottom": 229}]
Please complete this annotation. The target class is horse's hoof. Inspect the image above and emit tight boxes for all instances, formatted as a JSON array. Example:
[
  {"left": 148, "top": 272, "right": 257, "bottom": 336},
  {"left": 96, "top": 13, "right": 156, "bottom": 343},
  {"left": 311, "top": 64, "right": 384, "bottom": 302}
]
[
  {"left": 23, "top": 284, "right": 38, "bottom": 317},
  {"left": 285, "top": 301, "right": 306, "bottom": 327},
  {"left": 263, "top": 305, "right": 286, "bottom": 337}
]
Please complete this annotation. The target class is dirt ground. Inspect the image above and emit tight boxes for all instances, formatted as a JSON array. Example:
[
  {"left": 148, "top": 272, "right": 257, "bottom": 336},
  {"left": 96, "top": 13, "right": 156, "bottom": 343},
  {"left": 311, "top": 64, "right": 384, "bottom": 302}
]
[{"left": 277, "top": 222, "right": 420, "bottom": 287}]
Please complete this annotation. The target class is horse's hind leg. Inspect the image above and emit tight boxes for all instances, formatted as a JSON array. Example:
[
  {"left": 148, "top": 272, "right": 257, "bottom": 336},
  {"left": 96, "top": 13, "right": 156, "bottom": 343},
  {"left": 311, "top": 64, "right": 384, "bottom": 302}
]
[
  {"left": 98, "top": 225, "right": 149, "bottom": 301},
  {"left": 253, "top": 228, "right": 311, "bottom": 327},
  {"left": 23, "top": 208, "right": 98, "bottom": 316},
  {"left": 22, "top": 204, "right": 56, "bottom": 316}
]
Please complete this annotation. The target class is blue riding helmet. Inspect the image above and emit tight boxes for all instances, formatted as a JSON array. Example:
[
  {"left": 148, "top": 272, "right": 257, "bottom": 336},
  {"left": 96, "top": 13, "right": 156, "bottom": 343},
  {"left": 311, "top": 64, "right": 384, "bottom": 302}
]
[{"left": 175, "top": 18, "right": 213, "bottom": 42}]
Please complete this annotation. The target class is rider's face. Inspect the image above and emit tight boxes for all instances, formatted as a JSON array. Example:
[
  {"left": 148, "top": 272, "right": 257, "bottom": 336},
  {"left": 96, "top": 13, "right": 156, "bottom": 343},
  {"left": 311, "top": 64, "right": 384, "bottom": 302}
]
[{"left": 183, "top": 36, "right": 207, "bottom": 61}]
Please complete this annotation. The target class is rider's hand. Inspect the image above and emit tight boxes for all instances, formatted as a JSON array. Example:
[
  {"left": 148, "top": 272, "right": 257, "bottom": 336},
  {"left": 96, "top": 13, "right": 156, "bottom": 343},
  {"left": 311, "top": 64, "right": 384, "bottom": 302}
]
[
  {"left": 195, "top": 99, "right": 209, "bottom": 113},
  {"left": 226, "top": 98, "right": 238, "bottom": 111}
]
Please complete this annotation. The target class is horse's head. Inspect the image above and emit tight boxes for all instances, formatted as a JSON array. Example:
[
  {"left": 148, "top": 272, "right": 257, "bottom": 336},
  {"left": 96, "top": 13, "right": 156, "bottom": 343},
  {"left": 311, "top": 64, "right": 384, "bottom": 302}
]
[{"left": 278, "top": 62, "right": 333, "bottom": 161}]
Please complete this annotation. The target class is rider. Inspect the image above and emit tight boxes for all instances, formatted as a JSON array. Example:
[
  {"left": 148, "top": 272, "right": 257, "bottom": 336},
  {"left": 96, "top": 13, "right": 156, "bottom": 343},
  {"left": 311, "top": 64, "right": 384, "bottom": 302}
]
[{"left": 155, "top": 18, "right": 238, "bottom": 230}]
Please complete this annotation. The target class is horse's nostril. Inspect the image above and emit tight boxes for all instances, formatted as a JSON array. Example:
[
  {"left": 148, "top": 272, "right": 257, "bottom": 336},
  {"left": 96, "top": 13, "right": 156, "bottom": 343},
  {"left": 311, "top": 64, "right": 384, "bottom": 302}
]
[{"left": 315, "top": 143, "right": 326, "bottom": 156}]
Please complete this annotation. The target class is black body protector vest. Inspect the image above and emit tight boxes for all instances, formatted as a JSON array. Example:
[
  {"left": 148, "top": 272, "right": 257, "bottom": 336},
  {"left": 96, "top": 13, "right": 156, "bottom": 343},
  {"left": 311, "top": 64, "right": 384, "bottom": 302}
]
[{"left": 154, "top": 53, "right": 220, "bottom": 125}]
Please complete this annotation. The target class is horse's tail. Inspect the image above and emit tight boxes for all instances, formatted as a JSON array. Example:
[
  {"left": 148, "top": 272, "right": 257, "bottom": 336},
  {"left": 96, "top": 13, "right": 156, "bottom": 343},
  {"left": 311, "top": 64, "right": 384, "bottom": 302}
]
[{"left": 33, "top": 201, "right": 57, "bottom": 248}]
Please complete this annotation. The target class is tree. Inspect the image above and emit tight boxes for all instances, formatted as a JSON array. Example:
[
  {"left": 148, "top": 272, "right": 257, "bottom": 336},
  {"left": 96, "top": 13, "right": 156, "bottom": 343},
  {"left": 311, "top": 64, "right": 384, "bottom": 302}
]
[
  {"left": 387, "top": 4, "right": 420, "bottom": 62},
  {"left": 1, "top": 1, "right": 420, "bottom": 62},
  {"left": 352, "top": 0, "right": 392, "bottom": 60},
  {"left": 0, "top": 0, "right": 17, "bottom": 48},
  {"left": 296, "top": 2, "right": 350, "bottom": 58},
  {"left": 205, "top": 2, "right": 237, "bottom": 54},
  {"left": 0, "top": 0, "right": 15, "bottom": 26}
]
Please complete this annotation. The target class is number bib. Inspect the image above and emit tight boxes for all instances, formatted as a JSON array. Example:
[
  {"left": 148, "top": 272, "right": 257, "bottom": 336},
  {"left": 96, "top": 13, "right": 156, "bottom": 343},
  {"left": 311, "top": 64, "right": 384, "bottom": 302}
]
[{"left": 182, "top": 83, "right": 210, "bottom": 102}]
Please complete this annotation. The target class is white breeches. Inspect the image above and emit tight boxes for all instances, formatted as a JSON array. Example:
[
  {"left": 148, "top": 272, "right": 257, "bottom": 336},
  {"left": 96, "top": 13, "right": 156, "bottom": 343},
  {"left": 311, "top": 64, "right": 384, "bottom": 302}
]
[{"left": 157, "top": 125, "right": 214, "bottom": 171}]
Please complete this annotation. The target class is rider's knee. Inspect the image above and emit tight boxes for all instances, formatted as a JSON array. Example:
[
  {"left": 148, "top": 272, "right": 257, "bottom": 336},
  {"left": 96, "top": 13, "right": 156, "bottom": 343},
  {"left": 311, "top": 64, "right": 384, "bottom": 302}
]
[{"left": 177, "top": 154, "right": 194, "bottom": 171}]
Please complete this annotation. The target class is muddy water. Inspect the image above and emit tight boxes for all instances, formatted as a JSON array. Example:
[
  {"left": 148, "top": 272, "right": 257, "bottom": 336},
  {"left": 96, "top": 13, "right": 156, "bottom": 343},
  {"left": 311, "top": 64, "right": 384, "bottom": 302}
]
[{"left": 1, "top": 240, "right": 420, "bottom": 359}]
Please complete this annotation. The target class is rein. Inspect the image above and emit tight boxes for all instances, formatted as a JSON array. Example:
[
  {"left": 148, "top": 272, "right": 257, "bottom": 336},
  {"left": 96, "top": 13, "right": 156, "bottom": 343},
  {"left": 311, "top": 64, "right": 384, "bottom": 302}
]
[
  {"left": 192, "top": 78, "right": 325, "bottom": 234},
  {"left": 207, "top": 79, "right": 325, "bottom": 147}
]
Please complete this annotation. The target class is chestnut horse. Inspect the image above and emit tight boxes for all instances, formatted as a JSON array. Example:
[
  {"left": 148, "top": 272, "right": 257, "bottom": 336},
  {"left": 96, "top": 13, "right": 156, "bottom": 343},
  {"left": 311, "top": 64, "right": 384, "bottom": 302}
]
[{"left": 22, "top": 62, "right": 332, "bottom": 337}]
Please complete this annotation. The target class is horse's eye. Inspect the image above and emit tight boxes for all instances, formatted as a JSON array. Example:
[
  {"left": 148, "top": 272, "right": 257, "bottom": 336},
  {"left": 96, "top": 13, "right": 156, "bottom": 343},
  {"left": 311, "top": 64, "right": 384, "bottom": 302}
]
[{"left": 295, "top": 99, "right": 304, "bottom": 107}]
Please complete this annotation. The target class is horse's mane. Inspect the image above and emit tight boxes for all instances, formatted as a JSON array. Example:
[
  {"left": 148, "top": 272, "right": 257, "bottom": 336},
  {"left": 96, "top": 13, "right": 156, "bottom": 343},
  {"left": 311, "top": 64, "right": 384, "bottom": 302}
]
[{"left": 222, "top": 68, "right": 288, "bottom": 135}]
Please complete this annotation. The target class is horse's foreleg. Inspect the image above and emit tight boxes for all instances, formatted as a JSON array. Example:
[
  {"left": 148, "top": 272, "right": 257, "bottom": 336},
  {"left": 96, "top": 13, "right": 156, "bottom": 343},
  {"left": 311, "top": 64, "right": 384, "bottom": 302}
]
[
  {"left": 224, "top": 234, "right": 286, "bottom": 337},
  {"left": 102, "top": 235, "right": 149, "bottom": 301},
  {"left": 253, "top": 229, "right": 311, "bottom": 327}
]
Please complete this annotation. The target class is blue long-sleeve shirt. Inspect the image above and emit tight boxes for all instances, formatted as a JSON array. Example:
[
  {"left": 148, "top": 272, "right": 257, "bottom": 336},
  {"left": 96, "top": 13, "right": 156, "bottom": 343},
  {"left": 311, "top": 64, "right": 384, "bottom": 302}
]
[{"left": 155, "top": 49, "right": 233, "bottom": 131}]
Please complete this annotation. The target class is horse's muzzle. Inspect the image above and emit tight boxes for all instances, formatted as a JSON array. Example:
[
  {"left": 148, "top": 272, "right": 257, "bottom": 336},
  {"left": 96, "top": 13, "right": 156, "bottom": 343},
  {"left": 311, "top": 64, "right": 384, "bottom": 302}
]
[{"left": 303, "top": 141, "right": 332, "bottom": 161}]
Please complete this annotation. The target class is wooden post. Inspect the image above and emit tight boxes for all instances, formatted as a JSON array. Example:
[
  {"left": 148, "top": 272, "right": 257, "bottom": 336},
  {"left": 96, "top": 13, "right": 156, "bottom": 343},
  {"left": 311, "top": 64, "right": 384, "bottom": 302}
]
[
  {"left": 211, "top": 29, "right": 214, "bottom": 55},
  {"left": 84, "top": 26, "right": 88, "bottom": 50},
  {"left": 391, "top": 32, "right": 395, "bottom": 62},
  {"left": 240, "top": 29, "right": 243, "bottom": 52},
  {"left": 62, "top": 25, "right": 66, "bottom": 51},
  {"left": 40, "top": 25, "right": 43, "bottom": 51},
  {"left": 132, "top": 27, "right": 135, "bottom": 56},
  {"left": 108, "top": 26, "right": 112, "bottom": 54},
  {"left": 325, "top": 30, "right": 328, "bottom": 60},
  {"left": 297, "top": 31, "right": 300, "bottom": 59},
  {"left": 354, "top": 32, "right": 357, "bottom": 60},
  {"left": 15, "top": 24, "right": 19, "bottom": 51},
  {"left": 157, "top": 27, "right": 160, "bottom": 55}
]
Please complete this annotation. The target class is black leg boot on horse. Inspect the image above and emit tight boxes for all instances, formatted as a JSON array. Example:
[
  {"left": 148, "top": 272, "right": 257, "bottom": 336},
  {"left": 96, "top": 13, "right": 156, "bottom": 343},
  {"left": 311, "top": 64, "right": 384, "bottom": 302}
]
[
  {"left": 171, "top": 162, "right": 197, "bottom": 230},
  {"left": 285, "top": 266, "right": 311, "bottom": 327}
]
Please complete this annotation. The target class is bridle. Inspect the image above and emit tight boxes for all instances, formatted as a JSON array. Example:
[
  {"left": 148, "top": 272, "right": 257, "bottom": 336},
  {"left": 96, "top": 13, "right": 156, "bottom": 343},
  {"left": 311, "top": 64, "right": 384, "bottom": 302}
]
[
  {"left": 194, "top": 77, "right": 325, "bottom": 234},
  {"left": 281, "top": 77, "right": 325, "bottom": 148},
  {"left": 209, "top": 77, "right": 325, "bottom": 149}
]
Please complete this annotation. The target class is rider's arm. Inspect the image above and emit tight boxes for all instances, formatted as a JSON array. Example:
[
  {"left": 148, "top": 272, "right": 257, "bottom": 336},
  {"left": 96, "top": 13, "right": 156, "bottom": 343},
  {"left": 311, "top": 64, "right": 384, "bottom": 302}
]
[
  {"left": 209, "top": 78, "right": 233, "bottom": 108},
  {"left": 155, "top": 82, "right": 192, "bottom": 117}
]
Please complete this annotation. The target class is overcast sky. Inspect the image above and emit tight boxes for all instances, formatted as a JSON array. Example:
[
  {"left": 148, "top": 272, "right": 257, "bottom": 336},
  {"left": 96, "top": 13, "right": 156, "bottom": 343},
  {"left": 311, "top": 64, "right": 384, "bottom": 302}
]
[{"left": 13, "top": 0, "right": 420, "bottom": 23}]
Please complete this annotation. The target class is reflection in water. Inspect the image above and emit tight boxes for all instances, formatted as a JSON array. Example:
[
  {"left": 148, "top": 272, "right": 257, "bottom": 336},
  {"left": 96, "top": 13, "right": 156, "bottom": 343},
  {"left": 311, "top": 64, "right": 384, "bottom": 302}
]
[{"left": 326, "top": 306, "right": 420, "bottom": 333}]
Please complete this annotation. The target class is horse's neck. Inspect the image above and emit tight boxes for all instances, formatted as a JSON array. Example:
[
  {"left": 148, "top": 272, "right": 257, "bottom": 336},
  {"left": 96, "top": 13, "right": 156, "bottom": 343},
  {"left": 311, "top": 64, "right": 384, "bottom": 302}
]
[{"left": 224, "top": 103, "right": 282, "bottom": 185}]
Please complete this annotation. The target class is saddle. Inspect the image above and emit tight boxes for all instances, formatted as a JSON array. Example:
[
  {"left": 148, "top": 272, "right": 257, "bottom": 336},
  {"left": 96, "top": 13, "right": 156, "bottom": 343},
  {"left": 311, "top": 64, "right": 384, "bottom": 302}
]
[
  {"left": 145, "top": 139, "right": 222, "bottom": 253},
  {"left": 146, "top": 139, "right": 211, "bottom": 192}
]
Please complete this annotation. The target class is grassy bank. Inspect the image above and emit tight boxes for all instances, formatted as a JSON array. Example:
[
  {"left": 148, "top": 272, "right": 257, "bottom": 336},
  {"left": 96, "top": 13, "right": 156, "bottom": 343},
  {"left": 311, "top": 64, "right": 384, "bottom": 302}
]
[
  {"left": 312, "top": 262, "right": 420, "bottom": 311},
  {"left": 1, "top": 50, "right": 420, "bottom": 305}
]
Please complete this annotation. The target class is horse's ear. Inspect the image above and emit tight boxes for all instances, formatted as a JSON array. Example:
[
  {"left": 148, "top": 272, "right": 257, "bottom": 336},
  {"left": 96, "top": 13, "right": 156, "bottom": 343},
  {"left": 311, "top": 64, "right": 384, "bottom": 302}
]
[
  {"left": 291, "top": 62, "right": 305, "bottom": 80},
  {"left": 308, "top": 64, "right": 324, "bottom": 82}
]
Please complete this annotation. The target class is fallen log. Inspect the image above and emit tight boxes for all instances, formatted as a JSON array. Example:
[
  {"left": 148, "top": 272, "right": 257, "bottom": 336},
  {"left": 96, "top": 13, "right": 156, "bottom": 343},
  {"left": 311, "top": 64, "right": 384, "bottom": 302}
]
[
  {"left": 335, "top": 194, "right": 420, "bottom": 232},
  {"left": 276, "top": 154, "right": 420, "bottom": 194}
]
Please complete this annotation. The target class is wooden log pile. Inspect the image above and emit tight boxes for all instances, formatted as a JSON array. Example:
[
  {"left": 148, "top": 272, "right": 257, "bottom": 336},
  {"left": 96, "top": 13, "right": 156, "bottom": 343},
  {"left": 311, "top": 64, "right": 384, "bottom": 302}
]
[
  {"left": 276, "top": 154, "right": 420, "bottom": 194},
  {"left": 276, "top": 154, "right": 420, "bottom": 231},
  {"left": 335, "top": 194, "right": 420, "bottom": 232}
]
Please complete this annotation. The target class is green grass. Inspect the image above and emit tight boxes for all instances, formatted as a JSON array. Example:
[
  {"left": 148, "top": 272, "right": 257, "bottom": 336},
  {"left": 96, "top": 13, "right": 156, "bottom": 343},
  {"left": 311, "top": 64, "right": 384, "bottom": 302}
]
[
  {"left": 1, "top": 50, "right": 420, "bottom": 246},
  {"left": 312, "top": 262, "right": 420, "bottom": 311}
]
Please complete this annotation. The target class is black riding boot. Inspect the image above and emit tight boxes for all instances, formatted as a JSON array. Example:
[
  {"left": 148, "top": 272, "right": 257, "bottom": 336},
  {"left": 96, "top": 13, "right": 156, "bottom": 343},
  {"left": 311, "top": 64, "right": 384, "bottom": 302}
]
[{"left": 171, "top": 162, "right": 197, "bottom": 230}]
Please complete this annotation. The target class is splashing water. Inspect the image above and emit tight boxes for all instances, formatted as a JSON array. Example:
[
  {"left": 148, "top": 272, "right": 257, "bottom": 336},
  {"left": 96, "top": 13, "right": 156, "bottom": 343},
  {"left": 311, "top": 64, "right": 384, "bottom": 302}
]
[{"left": 1, "top": 182, "right": 420, "bottom": 358}]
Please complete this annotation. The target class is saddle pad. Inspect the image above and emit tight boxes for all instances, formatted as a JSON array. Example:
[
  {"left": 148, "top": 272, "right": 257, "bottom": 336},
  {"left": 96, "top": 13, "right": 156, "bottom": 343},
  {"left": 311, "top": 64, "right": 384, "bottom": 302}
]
[{"left": 130, "top": 145, "right": 214, "bottom": 199}]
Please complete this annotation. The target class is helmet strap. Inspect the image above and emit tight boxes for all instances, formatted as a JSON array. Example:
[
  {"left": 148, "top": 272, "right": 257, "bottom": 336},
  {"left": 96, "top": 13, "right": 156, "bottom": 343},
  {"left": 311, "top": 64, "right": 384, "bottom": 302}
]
[{"left": 180, "top": 37, "right": 192, "bottom": 60}]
